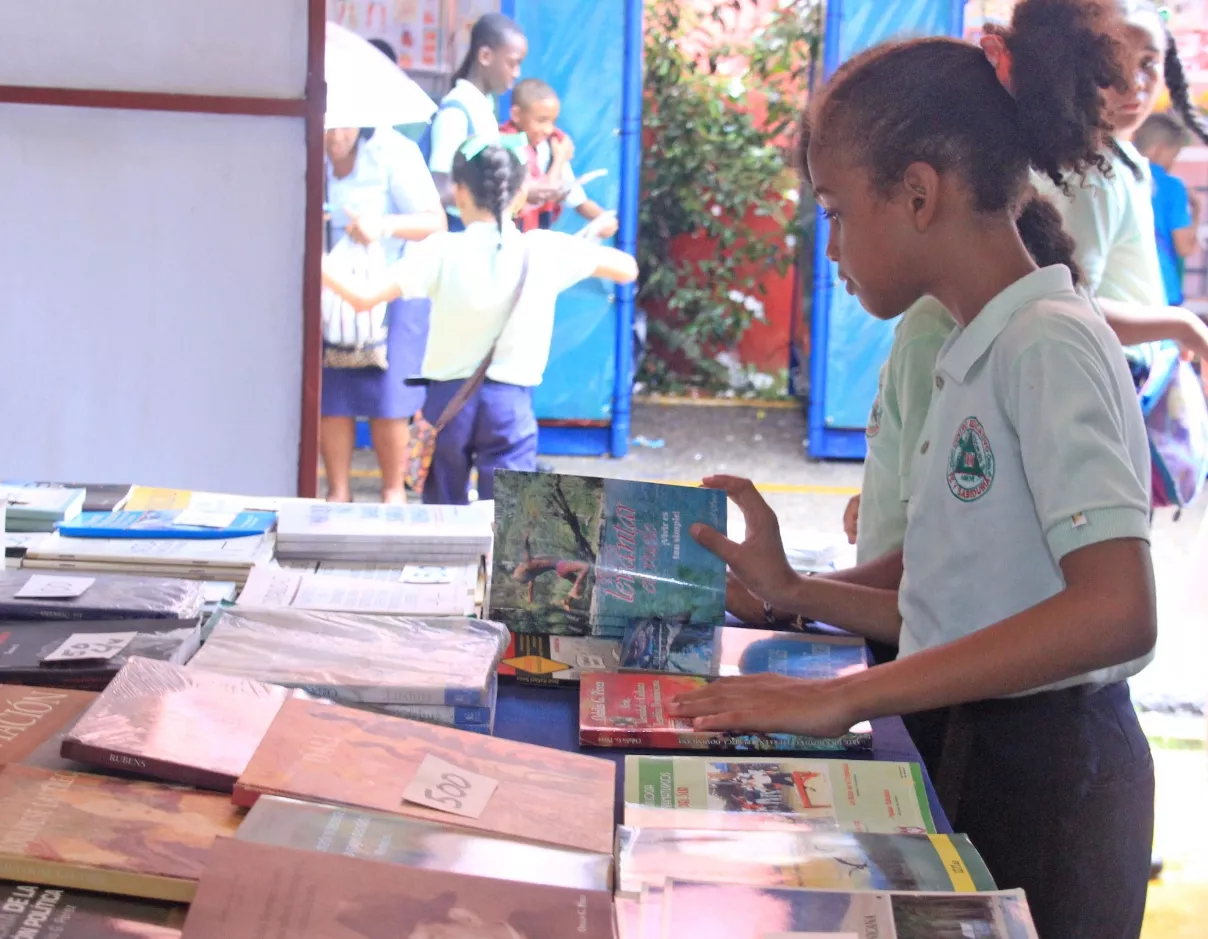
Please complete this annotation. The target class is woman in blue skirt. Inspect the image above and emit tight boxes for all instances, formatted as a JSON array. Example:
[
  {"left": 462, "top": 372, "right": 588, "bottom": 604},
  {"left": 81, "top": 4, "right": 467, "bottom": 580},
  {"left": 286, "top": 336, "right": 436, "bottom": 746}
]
[{"left": 323, "top": 125, "right": 446, "bottom": 503}]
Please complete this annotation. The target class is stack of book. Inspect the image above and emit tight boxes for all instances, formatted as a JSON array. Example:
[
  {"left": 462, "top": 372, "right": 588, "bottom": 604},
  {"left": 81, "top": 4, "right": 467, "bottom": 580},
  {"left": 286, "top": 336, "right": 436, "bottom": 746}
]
[
  {"left": 0, "top": 484, "right": 86, "bottom": 533},
  {"left": 275, "top": 502, "right": 493, "bottom": 565},
  {"left": 187, "top": 606, "right": 508, "bottom": 734},
  {"left": 0, "top": 570, "right": 204, "bottom": 622},
  {"left": 236, "top": 563, "right": 483, "bottom": 617}
]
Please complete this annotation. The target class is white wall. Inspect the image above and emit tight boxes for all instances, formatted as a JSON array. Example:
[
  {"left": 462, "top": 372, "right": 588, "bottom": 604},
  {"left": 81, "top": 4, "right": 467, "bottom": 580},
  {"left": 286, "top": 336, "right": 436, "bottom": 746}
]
[{"left": 0, "top": 0, "right": 311, "bottom": 496}]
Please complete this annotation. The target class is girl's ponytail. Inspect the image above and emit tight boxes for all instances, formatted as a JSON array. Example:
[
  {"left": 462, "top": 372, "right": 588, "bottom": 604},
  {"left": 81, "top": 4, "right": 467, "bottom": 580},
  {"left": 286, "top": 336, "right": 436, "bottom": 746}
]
[
  {"left": 1163, "top": 30, "right": 1208, "bottom": 145},
  {"left": 449, "top": 142, "right": 527, "bottom": 246},
  {"left": 1015, "top": 191, "right": 1084, "bottom": 287}
]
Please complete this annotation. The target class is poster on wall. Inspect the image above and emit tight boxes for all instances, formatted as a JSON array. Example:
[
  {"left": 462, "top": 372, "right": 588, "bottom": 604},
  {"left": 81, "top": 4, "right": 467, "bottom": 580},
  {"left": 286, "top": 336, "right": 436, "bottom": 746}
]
[{"left": 327, "top": 0, "right": 449, "bottom": 72}]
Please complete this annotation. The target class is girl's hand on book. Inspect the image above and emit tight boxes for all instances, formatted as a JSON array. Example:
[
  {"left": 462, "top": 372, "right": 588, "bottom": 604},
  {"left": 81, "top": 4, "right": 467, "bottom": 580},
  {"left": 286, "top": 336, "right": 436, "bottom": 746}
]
[
  {"left": 691, "top": 476, "right": 797, "bottom": 608},
  {"left": 667, "top": 673, "right": 858, "bottom": 739}
]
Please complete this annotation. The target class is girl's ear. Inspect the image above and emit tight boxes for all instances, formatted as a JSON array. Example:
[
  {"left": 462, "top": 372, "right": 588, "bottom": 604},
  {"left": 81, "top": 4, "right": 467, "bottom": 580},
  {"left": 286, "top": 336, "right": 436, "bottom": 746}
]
[
  {"left": 901, "top": 162, "right": 941, "bottom": 232},
  {"left": 476, "top": 44, "right": 494, "bottom": 70}
]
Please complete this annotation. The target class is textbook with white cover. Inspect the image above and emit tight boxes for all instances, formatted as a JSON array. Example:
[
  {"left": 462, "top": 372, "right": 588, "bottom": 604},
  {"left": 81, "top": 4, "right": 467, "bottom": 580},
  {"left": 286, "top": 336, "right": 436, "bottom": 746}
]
[
  {"left": 276, "top": 502, "right": 492, "bottom": 562},
  {"left": 237, "top": 565, "right": 478, "bottom": 616}
]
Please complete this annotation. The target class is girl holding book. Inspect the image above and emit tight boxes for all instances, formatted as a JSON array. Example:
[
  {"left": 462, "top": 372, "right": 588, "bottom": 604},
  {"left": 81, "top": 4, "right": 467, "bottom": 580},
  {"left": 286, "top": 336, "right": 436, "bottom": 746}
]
[
  {"left": 673, "top": 2, "right": 1156, "bottom": 936},
  {"left": 321, "top": 137, "right": 637, "bottom": 505}
]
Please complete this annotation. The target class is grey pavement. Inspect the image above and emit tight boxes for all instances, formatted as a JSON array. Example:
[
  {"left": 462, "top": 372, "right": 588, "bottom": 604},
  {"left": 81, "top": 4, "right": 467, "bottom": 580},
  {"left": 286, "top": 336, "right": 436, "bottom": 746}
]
[{"left": 349, "top": 398, "right": 1206, "bottom": 719}]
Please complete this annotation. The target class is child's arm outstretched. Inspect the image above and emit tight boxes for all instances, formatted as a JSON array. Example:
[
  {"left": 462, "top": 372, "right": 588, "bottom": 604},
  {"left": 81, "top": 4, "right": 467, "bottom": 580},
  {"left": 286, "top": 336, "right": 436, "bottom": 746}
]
[
  {"left": 1099, "top": 299, "right": 1208, "bottom": 360},
  {"left": 589, "top": 246, "right": 638, "bottom": 284},
  {"left": 320, "top": 258, "right": 404, "bottom": 314}
]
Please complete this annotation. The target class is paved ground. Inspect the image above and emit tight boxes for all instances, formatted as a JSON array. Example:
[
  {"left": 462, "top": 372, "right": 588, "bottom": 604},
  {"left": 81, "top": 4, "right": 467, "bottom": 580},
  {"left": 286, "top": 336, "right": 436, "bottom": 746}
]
[{"left": 350, "top": 398, "right": 1208, "bottom": 716}]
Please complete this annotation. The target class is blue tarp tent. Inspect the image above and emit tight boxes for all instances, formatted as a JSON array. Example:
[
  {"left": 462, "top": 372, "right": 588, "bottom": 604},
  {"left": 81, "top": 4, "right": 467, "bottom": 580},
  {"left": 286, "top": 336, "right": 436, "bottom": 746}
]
[{"left": 808, "top": 0, "right": 966, "bottom": 459}]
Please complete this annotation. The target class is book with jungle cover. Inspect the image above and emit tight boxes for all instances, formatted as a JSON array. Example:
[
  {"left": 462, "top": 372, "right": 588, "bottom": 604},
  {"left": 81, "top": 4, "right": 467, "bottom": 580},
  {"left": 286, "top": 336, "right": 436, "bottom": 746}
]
[
  {"left": 0, "top": 764, "right": 243, "bottom": 902},
  {"left": 622, "top": 754, "right": 935, "bottom": 834},
  {"left": 615, "top": 827, "right": 994, "bottom": 896},
  {"left": 489, "top": 471, "right": 726, "bottom": 638}
]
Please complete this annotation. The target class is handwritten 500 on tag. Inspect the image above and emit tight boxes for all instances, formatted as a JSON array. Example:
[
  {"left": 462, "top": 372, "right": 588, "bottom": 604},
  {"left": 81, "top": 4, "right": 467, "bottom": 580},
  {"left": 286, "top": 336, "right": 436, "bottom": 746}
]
[
  {"left": 402, "top": 755, "right": 498, "bottom": 819},
  {"left": 42, "top": 632, "right": 138, "bottom": 665}
]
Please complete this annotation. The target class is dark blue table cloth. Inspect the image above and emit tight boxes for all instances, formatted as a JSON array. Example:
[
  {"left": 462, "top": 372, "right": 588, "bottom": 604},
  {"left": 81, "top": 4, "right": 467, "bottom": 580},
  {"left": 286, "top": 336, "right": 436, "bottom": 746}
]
[{"left": 493, "top": 681, "right": 951, "bottom": 834}]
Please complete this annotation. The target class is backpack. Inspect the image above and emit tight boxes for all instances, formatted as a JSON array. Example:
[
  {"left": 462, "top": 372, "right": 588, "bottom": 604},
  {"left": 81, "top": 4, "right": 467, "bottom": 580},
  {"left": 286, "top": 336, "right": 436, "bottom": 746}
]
[
  {"left": 1137, "top": 342, "right": 1208, "bottom": 515},
  {"left": 398, "top": 99, "right": 474, "bottom": 166}
]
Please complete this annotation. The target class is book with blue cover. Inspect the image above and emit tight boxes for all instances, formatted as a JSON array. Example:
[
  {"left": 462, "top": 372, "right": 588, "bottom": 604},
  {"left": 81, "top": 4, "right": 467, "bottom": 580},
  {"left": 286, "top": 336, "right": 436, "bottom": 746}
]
[
  {"left": 490, "top": 471, "right": 727, "bottom": 637},
  {"left": 620, "top": 622, "right": 868, "bottom": 680},
  {"left": 56, "top": 511, "right": 275, "bottom": 540}
]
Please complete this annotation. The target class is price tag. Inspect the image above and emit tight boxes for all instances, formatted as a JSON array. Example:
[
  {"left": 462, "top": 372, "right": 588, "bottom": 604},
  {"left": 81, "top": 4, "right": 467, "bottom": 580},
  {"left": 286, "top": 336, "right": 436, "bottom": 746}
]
[
  {"left": 15, "top": 575, "right": 95, "bottom": 599},
  {"left": 402, "top": 754, "right": 498, "bottom": 819},
  {"left": 401, "top": 565, "right": 452, "bottom": 585},
  {"left": 174, "top": 508, "right": 239, "bottom": 529},
  {"left": 42, "top": 631, "right": 138, "bottom": 664}
]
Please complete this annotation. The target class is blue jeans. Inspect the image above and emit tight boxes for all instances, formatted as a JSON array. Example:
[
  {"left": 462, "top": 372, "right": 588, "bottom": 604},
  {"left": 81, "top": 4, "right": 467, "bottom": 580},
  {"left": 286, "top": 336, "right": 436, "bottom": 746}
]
[{"left": 421, "top": 379, "right": 538, "bottom": 505}]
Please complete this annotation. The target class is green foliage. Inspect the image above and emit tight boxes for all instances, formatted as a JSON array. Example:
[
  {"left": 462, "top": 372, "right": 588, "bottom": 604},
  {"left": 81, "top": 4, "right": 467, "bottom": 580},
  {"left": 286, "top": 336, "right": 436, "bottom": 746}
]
[{"left": 638, "top": 0, "right": 822, "bottom": 391}]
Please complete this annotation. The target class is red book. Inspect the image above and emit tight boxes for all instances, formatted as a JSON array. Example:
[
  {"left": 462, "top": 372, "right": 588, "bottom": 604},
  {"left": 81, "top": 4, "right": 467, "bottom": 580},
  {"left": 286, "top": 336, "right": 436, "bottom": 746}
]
[
  {"left": 579, "top": 672, "right": 872, "bottom": 752},
  {"left": 60, "top": 657, "right": 292, "bottom": 791}
]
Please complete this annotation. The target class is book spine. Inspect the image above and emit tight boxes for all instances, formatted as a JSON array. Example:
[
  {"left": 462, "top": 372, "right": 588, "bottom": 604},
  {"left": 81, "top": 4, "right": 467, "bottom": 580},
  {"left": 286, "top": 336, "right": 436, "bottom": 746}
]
[
  {"left": 59, "top": 739, "right": 238, "bottom": 793},
  {"left": 230, "top": 783, "right": 264, "bottom": 809},
  {"left": 579, "top": 727, "right": 652, "bottom": 749},
  {"left": 0, "top": 669, "right": 116, "bottom": 691},
  {"left": 0, "top": 607, "right": 177, "bottom": 621},
  {"left": 580, "top": 726, "right": 872, "bottom": 752},
  {"left": 377, "top": 703, "right": 492, "bottom": 724},
  {"left": 0, "top": 855, "right": 197, "bottom": 903},
  {"left": 300, "top": 684, "right": 486, "bottom": 707}
]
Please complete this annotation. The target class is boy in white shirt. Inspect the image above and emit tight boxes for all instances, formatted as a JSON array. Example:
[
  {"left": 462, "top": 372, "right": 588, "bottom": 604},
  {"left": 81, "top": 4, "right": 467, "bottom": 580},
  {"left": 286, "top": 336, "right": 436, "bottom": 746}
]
[{"left": 502, "top": 79, "right": 618, "bottom": 237}]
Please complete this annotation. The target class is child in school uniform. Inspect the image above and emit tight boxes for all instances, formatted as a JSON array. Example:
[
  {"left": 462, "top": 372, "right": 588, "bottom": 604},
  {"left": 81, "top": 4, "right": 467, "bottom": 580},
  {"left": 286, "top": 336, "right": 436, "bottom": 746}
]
[
  {"left": 321, "top": 137, "right": 638, "bottom": 505},
  {"left": 1135, "top": 112, "right": 1198, "bottom": 308},
  {"left": 428, "top": 13, "right": 527, "bottom": 230},
  {"left": 672, "top": 2, "right": 1156, "bottom": 937},
  {"left": 501, "top": 78, "right": 619, "bottom": 237}
]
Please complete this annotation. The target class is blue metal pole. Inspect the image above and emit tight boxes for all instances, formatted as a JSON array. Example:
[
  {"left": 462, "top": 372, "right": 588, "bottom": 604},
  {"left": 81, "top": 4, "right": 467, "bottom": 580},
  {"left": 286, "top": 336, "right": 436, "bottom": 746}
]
[{"left": 611, "top": 0, "right": 643, "bottom": 459}]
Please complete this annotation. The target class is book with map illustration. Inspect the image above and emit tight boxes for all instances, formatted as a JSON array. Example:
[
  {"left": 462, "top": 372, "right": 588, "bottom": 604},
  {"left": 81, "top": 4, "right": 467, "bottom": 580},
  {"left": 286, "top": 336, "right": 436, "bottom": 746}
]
[
  {"left": 0, "top": 883, "right": 186, "bottom": 938},
  {"left": 622, "top": 754, "right": 935, "bottom": 834},
  {"left": 0, "top": 764, "right": 243, "bottom": 902},
  {"left": 620, "top": 622, "right": 868, "bottom": 679},
  {"left": 180, "top": 838, "right": 616, "bottom": 939},
  {"left": 489, "top": 471, "right": 726, "bottom": 638},
  {"left": 580, "top": 673, "right": 873, "bottom": 752},
  {"left": 234, "top": 795, "right": 612, "bottom": 891},
  {"left": 653, "top": 880, "right": 1038, "bottom": 939},
  {"left": 233, "top": 697, "right": 615, "bottom": 855},
  {"left": 496, "top": 633, "right": 621, "bottom": 686},
  {"left": 615, "top": 828, "right": 995, "bottom": 896}
]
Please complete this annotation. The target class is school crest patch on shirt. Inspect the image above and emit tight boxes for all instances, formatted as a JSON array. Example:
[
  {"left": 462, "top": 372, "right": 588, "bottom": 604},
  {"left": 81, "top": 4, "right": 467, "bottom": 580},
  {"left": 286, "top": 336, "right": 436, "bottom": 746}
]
[
  {"left": 866, "top": 396, "right": 882, "bottom": 439},
  {"left": 947, "top": 416, "right": 994, "bottom": 502}
]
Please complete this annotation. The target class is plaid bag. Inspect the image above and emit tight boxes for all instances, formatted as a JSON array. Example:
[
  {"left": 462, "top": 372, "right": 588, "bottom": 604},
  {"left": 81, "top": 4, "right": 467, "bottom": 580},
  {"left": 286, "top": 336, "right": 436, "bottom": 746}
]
[{"left": 405, "top": 249, "right": 531, "bottom": 494}]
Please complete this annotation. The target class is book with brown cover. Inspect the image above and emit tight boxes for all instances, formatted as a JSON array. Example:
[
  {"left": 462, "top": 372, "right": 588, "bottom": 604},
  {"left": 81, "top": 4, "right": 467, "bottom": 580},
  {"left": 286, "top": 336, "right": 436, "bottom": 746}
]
[
  {"left": 60, "top": 658, "right": 292, "bottom": 792},
  {"left": 234, "top": 697, "right": 615, "bottom": 854},
  {"left": 0, "top": 686, "right": 97, "bottom": 766},
  {"left": 0, "top": 764, "right": 244, "bottom": 902},
  {"left": 180, "top": 837, "right": 616, "bottom": 939}
]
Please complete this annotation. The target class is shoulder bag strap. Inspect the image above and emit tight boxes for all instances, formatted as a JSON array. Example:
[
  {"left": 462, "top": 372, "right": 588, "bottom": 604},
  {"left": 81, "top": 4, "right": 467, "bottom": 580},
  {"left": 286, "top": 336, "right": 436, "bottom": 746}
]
[{"left": 431, "top": 245, "right": 531, "bottom": 434}]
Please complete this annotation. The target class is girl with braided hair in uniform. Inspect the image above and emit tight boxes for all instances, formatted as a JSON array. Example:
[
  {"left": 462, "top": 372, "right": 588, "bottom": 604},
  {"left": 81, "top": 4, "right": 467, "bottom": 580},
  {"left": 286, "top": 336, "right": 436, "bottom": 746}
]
[{"left": 322, "top": 137, "right": 638, "bottom": 504}]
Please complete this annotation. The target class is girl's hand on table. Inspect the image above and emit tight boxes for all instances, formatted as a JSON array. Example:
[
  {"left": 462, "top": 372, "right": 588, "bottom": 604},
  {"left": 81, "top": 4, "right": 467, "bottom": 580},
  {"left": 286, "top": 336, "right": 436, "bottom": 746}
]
[
  {"left": 691, "top": 476, "right": 798, "bottom": 610},
  {"left": 667, "top": 673, "right": 859, "bottom": 740}
]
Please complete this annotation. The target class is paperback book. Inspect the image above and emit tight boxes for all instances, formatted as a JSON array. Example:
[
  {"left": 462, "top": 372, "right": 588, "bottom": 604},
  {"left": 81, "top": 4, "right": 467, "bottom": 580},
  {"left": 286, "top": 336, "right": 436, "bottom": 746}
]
[
  {"left": 615, "top": 827, "right": 995, "bottom": 895},
  {"left": 234, "top": 795, "right": 613, "bottom": 891},
  {"left": 490, "top": 471, "right": 726, "bottom": 637},
  {"left": 368, "top": 674, "right": 497, "bottom": 726},
  {"left": 654, "top": 880, "right": 1038, "bottom": 939},
  {"left": 24, "top": 535, "right": 274, "bottom": 585},
  {"left": 233, "top": 697, "right": 616, "bottom": 854},
  {"left": 60, "top": 657, "right": 293, "bottom": 791},
  {"left": 180, "top": 838, "right": 616, "bottom": 939},
  {"left": 0, "top": 883, "right": 186, "bottom": 939},
  {"left": 580, "top": 673, "right": 873, "bottom": 752},
  {"left": 275, "top": 502, "right": 492, "bottom": 563},
  {"left": 620, "top": 622, "right": 868, "bottom": 678},
  {"left": 497, "top": 633, "right": 621, "bottom": 685},
  {"left": 0, "top": 686, "right": 97, "bottom": 766},
  {"left": 188, "top": 607, "right": 508, "bottom": 706},
  {"left": 0, "top": 618, "right": 202, "bottom": 690},
  {"left": 1, "top": 482, "right": 133, "bottom": 514},
  {"left": 56, "top": 511, "right": 275, "bottom": 541},
  {"left": 0, "top": 764, "right": 243, "bottom": 902},
  {"left": 622, "top": 754, "right": 936, "bottom": 834},
  {"left": 0, "top": 573, "right": 204, "bottom": 622},
  {"left": 237, "top": 564, "right": 479, "bottom": 617},
  {"left": 0, "top": 487, "right": 85, "bottom": 534}
]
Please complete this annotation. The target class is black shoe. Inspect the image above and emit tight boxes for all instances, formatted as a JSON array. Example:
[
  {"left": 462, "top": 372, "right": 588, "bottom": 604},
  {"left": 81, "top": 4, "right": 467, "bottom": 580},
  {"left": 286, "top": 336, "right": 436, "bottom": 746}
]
[{"left": 1150, "top": 853, "right": 1164, "bottom": 881}]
